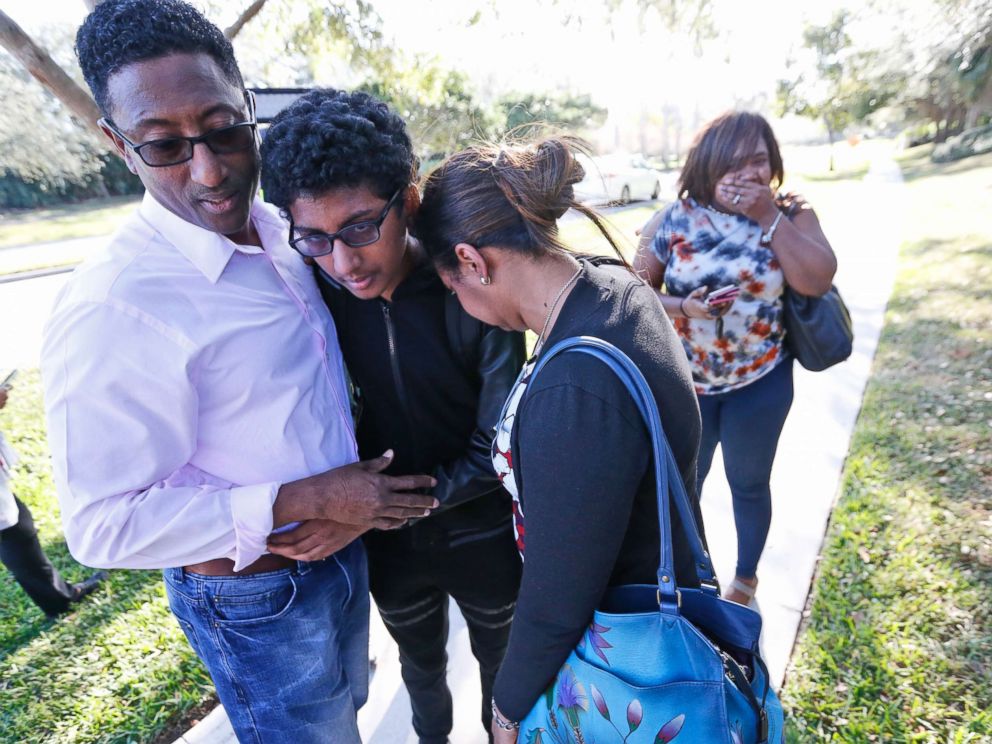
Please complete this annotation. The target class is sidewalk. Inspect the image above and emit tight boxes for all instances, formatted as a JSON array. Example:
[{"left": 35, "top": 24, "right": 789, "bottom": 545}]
[
  {"left": 0, "top": 234, "right": 106, "bottom": 277},
  {"left": 171, "top": 153, "right": 905, "bottom": 743}
]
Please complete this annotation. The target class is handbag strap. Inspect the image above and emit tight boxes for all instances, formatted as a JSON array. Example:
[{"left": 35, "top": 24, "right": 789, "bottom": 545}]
[{"left": 531, "top": 336, "right": 717, "bottom": 612}]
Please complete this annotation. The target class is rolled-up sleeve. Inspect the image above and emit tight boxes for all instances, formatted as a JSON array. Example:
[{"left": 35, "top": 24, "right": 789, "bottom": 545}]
[{"left": 42, "top": 299, "right": 277, "bottom": 570}]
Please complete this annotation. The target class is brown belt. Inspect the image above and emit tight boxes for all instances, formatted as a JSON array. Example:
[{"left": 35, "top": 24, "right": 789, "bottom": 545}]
[{"left": 183, "top": 553, "right": 295, "bottom": 576}]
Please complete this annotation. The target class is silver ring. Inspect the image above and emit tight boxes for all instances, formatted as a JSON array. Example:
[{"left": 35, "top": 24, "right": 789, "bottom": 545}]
[{"left": 732, "top": 194, "right": 742, "bottom": 205}]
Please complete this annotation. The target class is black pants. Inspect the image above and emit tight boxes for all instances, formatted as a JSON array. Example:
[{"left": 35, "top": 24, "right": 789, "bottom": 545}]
[
  {"left": 0, "top": 495, "right": 74, "bottom": 616},
  {"left": 366, "top": 522, "right": 522, "bottom": 744}
]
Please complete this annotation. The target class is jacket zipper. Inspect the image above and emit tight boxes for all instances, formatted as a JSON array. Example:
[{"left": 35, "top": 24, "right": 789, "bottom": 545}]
[{"left": 381, "top": 302, "right": 421, "bottom": 470}]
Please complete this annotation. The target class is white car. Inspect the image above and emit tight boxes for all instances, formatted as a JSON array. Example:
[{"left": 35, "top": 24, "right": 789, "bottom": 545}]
[{"left": 574, "top": 153, "right": 665, "bottom": 205}]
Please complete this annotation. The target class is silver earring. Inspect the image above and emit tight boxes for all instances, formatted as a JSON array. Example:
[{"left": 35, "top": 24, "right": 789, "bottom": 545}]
[{"left": 480, "top": 275, "right": 492, "bottom": 286}]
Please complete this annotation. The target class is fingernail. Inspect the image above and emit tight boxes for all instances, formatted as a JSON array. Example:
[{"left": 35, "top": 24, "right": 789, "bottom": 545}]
[
  {"left": 432, "top": 499, "right": 439, "bottom": 507},
  {"left": 423, "top": 509, "right": 431, "bottom": 516},
  {"left": 384, "top": 449, "right": 394, "bottom": 458}
]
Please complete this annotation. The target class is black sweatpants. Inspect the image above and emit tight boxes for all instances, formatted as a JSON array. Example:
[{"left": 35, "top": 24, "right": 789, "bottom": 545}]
[
  {"left": 0, "top": 495, "right": 75, "bottom": 616},
  {"left": 366, "top": 522, "right": 522, "bottom": 744}
]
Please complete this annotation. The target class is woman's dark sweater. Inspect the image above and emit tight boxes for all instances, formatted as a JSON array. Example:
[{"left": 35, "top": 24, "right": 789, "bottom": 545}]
[{"left": 492, "top": 260, "right": 704, "bottom": 720}]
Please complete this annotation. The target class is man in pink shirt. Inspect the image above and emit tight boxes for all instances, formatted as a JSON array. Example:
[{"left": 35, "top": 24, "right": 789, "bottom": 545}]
[{"left": 41, "top": 1, "right": 436, "bottom": 741}]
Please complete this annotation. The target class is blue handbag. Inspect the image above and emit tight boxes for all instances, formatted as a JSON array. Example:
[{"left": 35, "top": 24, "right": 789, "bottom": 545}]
[{"left": 518, "top": 336, "right": 784, "bottom": 744}]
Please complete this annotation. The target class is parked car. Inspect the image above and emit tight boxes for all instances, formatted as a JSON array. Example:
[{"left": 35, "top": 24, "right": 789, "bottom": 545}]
[{"left": 574, "top": 153, "right": 665, "bottom": 205}]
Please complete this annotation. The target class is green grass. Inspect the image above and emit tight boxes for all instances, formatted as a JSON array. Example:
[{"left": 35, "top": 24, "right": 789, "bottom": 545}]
[
  {"left": 0, "top": 196, "right": 139, "bottom": 250},
  {"left": 561, "top": 203, "right": 658, "bottom": 259},
  {"left": 782, "top": 149, "right": 992, "bottom": 741},
  {"left": 0, "top": 371, "right": 214, "bottom": 744}
]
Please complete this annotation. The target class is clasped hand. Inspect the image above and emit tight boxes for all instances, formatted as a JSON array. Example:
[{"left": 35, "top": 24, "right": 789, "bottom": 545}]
[{"left": 270, "top": 450, "right": 438, "bottom": 561}]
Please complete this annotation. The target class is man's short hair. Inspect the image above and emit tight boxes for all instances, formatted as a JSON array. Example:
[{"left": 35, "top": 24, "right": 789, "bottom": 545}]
[
  {"left": 75, "top": 0, "right": 244, "bottom": 119},
  {"left": 260, "top": 89, "right": 417, "bottom": 210}
]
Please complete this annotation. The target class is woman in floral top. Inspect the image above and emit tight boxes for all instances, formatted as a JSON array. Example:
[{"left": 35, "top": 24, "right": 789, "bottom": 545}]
[{"left": 634, "top": 111, "right": 837, "bottom": 605}]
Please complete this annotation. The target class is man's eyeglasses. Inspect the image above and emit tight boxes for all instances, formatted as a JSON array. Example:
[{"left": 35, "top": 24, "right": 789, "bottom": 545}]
[
  {"left": 100, "top": 91, "right": 257, "bottom": 168},
  {"left": 288, "top": 189, "right": 404, "bottom": 258}
]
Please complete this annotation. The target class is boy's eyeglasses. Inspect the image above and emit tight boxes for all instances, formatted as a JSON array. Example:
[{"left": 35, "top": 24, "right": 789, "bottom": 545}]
[{"left": 288, "top": 189, "right": 403, "bottom": 258}]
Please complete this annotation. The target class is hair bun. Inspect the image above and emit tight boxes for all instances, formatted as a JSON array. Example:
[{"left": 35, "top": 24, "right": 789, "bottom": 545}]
[{"left": 531, "top": 138, "right": 584, "bottom": 221}]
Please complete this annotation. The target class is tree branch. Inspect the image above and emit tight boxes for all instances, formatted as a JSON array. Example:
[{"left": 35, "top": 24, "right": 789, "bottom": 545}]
[
  {"left": 224, "top": 0, "right": 270, "bottom": 40},
  {"left": 0, "top": 9, "right": 110, "bottom": 148}
]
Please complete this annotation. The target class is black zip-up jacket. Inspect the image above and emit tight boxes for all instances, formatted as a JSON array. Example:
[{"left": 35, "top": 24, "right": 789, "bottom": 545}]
[{"left": 317, "top": 260, "right": 527, "bottom": 549}]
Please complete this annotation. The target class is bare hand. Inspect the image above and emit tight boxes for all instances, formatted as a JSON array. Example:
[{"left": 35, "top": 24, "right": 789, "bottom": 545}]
[
  {"left": 267, "top": 519, "right": 370, "bottom": 561},
  {"left": 289, "top": 450, "right": 438, "bottom": 528},
  {"left": 716, "top": 176, "right": 777, "bottom": 224},
  {"left": 492, "top": 726, "right": 517, "bottom": 744},
  {"left": 492, "top": 704, "right": 519, "bottom": 744},
  {"left": 681, "top": 286, "right": 733, "bottom": 319},
  {"left": 777, "top": 191, "right": 808, "bottom": 216}
]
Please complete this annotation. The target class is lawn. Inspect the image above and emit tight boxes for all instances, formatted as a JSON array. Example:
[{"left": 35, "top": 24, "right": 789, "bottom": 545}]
[
  {"left": 0, "top": 196, "right": 140, "bottom": 250},
  {"left": 781, "top": 147, "right": 992, "bottom": 741},
  {"left": 0, "top": 371, "right": 213, "bottom": 744}
]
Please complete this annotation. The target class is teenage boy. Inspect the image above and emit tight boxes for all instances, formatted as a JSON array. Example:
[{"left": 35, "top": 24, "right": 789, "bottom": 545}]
[{"left": 260, "top": 89, "right": 524, "bottom": 744}]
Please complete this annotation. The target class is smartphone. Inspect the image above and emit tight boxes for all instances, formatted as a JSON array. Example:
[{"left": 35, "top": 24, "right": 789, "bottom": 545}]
[
  {"left": 0, "top": 369, "right": 17, "bottom": 390},
  {"left": 705, "top": 285, "right": 740, "bottom": 307}
]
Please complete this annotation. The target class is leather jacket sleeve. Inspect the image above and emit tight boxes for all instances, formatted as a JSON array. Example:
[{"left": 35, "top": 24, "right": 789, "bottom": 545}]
[{"left": 431, "top": 322, "right": 527, "bottom": 510}]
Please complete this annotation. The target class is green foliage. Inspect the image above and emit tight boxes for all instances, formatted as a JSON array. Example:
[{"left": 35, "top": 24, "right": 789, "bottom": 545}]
[
  {"left": 782, "top": 149, "right": 992, "bottom": 741},
  {"left": 777, "top": 11, "right": 891, "bottom": 142},
  {"left": 931, "top": 122, "right": 992, "bottom": 162},
  {"left": 495, "top": 91, "right": 607, "bottom": 138},
  {"left": 0, "top": 28, "right": 141, "bottom": 209},
  {"left": 0, "top": 371, "right": 213, "bottom": 743},
  {"left": 360, "top": 65, "right": 496, "bottom": 162}
]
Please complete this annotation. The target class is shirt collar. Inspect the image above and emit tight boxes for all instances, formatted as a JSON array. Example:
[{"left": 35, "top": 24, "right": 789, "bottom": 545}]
[{"left": 138, "top": 192, "right": 287, "bottom": 284}]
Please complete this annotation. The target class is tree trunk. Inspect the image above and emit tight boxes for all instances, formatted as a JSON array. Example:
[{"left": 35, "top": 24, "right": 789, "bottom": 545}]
[
  {"left": 0, "top": 10, "right": 110, "bottom": 148},
  {"left": 935, "top": 118, "right": 947, "bottom": 144},
  {"left": 224, "top": 0, "right": 270, "bottom": 40},
  {"left": 825, "top": 122, "right": 836, "bottom": 172}
]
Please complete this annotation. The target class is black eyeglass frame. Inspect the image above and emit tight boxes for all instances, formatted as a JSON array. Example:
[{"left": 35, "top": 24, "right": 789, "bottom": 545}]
[
  {"left": 287, "top": 188, "right": 405, "bottom": 258},
  {"left": 100, "top": 90, "right": 258, "bottom": 168}
]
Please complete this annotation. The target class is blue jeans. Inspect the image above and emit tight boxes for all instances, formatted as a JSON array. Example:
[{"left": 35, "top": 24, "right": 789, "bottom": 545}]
[
  {"left": 697, "top": 358, "right": 794, "bottom": 579},
  {"left": 163, "top": 539, "right": 370, "bottom": 744}
]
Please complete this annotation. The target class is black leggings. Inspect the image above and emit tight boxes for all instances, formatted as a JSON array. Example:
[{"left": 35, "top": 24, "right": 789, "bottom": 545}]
[{"left": 697, "top": 358, "right": 795, "bottom": 579}]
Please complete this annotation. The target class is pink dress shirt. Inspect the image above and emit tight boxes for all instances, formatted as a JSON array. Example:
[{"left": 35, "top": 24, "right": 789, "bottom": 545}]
[{"left": 41, "top": 193, "right": 357, "bottom": 571}]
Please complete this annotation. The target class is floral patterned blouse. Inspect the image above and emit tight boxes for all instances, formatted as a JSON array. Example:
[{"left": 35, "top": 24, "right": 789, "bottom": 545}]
[
  {"left": 650, "top": 198, "right": 787, "bottom": 395},
  {"left": 491, "top": 357, "right": 535, "bottom": 559}
]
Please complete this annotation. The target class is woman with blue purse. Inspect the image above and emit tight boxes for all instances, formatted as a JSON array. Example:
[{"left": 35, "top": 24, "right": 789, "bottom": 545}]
[{"left": 416, "top": 136, "right": 784, "bottom": 744}]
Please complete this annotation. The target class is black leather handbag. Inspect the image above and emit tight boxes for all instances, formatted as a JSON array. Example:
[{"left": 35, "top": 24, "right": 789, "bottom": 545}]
[{"left": 781, "top": 284, "right": 853, "bottom": 371}]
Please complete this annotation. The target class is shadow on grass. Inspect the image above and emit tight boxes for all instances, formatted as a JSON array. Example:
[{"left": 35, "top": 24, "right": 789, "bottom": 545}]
[
  {"left": 902, "top": 237, "right": 992, "bottom": 260},
  {"left": 898, "top": 146, "right": 992, "bottom": 183},
  {"left": 0, "top": 549, "right": 164, "bottom": 660}
]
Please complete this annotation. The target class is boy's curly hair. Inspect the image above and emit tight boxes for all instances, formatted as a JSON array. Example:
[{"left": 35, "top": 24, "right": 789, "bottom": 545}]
[{"left": 260, "top": 89, "right": 416, "bottom": 209}]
